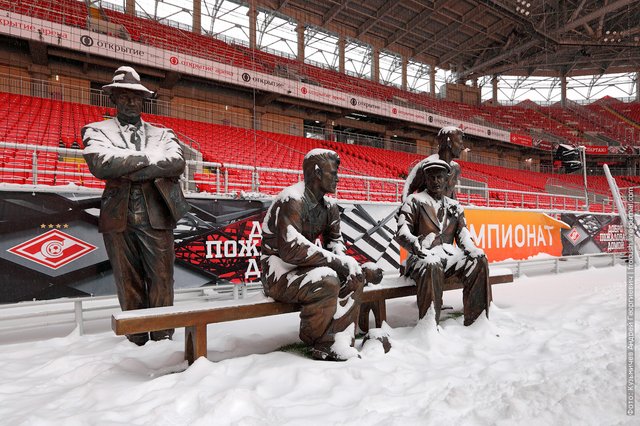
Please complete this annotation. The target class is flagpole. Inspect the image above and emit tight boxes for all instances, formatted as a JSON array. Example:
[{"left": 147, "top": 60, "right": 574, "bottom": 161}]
[{"left": 580, "top": 146, "right": 589, "bottom": 210}]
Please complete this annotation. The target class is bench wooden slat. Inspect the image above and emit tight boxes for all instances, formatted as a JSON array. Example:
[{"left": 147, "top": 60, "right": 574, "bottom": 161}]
[
  {"left": 112, "top": 300, "right": 300, "bottom": 335},
  {"left": 360, "top": 272, "right": 513, "bottom": 303},
  {"left": 112, "top": 270, "right": 513, "bottom": 364}
]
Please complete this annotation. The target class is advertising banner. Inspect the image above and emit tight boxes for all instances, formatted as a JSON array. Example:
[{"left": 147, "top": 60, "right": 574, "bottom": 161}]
[
  {"left": 510, "top": 133, "right": 533, "bottom": 147},
  {"left": 426, "top": 114, "right": 511, "bottom": 143},
  {"left": 464, "top": 209, "right": 570, "bottom": 261},
  {"left": 2, "top": 189, "right": 625, "bottom": 303},
  {"left": 560, "top": 213, "right": 627, "bottom": 255},
  {"left": 585, "top": 145, "right": 609, "bottom": 155}
]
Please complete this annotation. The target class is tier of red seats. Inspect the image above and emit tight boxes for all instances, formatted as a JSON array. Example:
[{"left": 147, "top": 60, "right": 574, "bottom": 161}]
[
  {"left": 0, "top": 93, "right": 623, "bottom": 210},
  {"left": 1, "top": 0, "right": 87, "bottom": 28},
  {"left": 3, "top": 0, "right": 640, "bottom": 148}
]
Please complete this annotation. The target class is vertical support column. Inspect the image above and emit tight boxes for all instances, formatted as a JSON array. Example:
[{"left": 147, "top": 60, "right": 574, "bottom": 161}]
[
  {"left": 193, "top": 0, "right": 201, "bottom": 34},
  {"left": 296, "top": 23, "right": 305, "bottom": 62},
  {"left": 125, "top": 0, "right": 135, "bottom": 16},
  {"left": 248, "top": 0, "right": 257, "bottom": 50},
  {"left": 560, "top": 72, "right": 567, "bottom": 107},
  {"left": 492, "top": 75, "right": 498, "bottom": 103},
  {"left": 371, "top": 46, "right": 379, "bottom": 83},
  {"left": 324, "top": 120, "right": 334, "bottom": 141},
  {"left": 636, "top": 70, "right": 640, "bottom": 102},
  {"left": 338, "top": 37, "right": 346, "bottom": 74},
  {"left": 401, "top": 56, "right": 408, "bottom": 91},
  {"left": 429, "top": 65, "right": 436, "bottom": 96}
]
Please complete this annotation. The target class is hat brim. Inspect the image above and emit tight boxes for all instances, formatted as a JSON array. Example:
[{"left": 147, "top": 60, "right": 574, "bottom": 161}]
[
  {"left": 423, "top": 164, "right": 451, "bottom": 173},
  {"left": 103, "top": 82, "right": 153, "bottom": 97},
  {"left": 422, "top": 159, "right": 451, "bottom": 173}
]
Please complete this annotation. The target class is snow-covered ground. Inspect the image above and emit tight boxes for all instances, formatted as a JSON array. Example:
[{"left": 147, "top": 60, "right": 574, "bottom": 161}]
[{"left": 0, "top": 265, "right": 636, "bottom": 425}]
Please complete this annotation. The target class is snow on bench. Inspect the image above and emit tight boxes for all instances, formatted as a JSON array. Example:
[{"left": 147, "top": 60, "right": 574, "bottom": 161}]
[{"left": 112, "top": 267, "right": 513, "bottom": 364}]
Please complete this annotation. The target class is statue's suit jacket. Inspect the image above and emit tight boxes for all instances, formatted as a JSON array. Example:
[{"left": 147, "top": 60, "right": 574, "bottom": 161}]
[
  {"left": 396, "top": 192, "right": 480, "bottom": 276},
  {"left": 82, "top": 118, "right": 190, "bottom": 233}
]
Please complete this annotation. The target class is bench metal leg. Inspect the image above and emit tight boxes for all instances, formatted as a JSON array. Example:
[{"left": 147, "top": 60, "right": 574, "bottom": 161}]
[{"left": 185, "top": 324, "right": 207, "bottom": 365}]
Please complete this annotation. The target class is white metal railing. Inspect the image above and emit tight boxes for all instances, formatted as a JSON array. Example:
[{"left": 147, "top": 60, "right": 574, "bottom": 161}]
[
  {"left": 1, "top": 142, "right": 602, "bottom": 209},
  {"left": 495, "top": 252, "right": 623, "bottom": 278},
  {"left": 0, "top": 282, "right": 264, "bottom": 338},
  {"left": 0, "top": 253, "right": 624, "bottom": 341}
]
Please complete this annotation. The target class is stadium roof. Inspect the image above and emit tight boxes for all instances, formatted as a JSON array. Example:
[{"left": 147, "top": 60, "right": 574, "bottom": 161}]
[{"left": 263, "top": 0, "right": 640, "bottom": 80}]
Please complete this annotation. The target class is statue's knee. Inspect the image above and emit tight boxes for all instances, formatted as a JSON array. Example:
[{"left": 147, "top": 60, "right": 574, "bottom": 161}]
[{"left": 308, "top": 273, "right": 340, "bottom": 300}]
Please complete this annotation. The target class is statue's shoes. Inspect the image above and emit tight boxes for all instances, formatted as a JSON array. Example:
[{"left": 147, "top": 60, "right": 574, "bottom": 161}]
[
  {"left": 361, "top": 331, "right": 391, "bottom": 353},
  {"left": 310, "top": 346, "right": 360, "bottom": 361},
  {"left": 126, "top": 332, "right": 149, "bottom": 346}
]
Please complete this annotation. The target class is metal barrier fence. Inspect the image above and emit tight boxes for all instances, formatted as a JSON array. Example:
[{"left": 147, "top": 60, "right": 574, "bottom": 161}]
[
  {"left": 0, "top": 253, "right": 624, "bottom": 341},
  {"left": 1, "top": 141, "right": 595, "bottom": 208}
]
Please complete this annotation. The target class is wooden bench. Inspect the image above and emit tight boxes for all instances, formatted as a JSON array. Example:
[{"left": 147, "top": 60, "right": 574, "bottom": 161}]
[{"left": 112, "top": 268, "right": 513, "bottom": 364}]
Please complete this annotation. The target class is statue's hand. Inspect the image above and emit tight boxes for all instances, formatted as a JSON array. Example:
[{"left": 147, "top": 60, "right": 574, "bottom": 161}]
[
  {"left": 332, "top": 255, "right": 362, "bottom": 279},
  {"left": 343, "top": 272, "right": 364, "bottom": 294},
  {"left": 463, "top": 247, "right": 485, "bottom": 259}
]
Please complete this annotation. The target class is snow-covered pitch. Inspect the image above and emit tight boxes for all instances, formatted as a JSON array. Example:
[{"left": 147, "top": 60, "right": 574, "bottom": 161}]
[{"left": 0, "top": 265, "right": 636, "bottom": 425}]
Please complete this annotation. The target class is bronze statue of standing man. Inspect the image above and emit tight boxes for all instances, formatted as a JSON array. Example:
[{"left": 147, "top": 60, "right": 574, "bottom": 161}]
[
  {"left": 404, "top": 126, "right": 465, "bottom": 200},
  {"left": 82, "top": 66, "right": 189, "bottom": 345}
]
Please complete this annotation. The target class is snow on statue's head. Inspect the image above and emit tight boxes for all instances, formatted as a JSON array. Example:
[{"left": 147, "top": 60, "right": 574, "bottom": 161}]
[
  {"left": 102, "top": 66, "right": 153, "bottom": 98},
  {"left": 302, "top": 149, "right": 340, "bottom": 186},
  {"left": 402, "top": 154, "right": 452, "bottom": 201}
]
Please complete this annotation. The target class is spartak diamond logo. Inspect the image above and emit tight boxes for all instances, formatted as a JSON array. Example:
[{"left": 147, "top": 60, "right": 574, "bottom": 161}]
[
  {"left": 567, "top": 227, "right": 581, "bottom": 243},
  {"left": 8, "top": 230, "right": 96, "bottom": 269}
]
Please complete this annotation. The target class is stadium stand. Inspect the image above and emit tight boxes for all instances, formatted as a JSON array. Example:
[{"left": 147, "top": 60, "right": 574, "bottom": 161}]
[
  {"left": 2, "top": 0, "right": 639, "bottom": 149},
  {"left": 0, "top": 91, "right": 619, "bottom": 211}
]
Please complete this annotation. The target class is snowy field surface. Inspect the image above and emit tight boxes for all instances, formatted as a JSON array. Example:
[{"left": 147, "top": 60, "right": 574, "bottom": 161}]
[{"left": 0, "top": 265, "right": 637, "bottom": 425}]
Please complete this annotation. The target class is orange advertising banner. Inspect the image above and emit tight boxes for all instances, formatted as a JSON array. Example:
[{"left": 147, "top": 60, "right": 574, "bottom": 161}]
[
  {"left": 464, "top": 209, "right": 570, "bottom": 262},
  {"left": 399, "top": 209, "right": 570, "bottom": 264}
]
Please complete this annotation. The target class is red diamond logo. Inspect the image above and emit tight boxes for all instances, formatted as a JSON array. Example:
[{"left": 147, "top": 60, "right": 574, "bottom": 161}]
[
  {"left": 567, "top": 227, "right": 581, "bottom": 242},
  {"left": 7, "top": 230, "right": 97, "bottom": 270}
]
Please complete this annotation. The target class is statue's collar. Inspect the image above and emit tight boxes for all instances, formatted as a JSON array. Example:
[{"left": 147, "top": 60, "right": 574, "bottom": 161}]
[
  {"left": 303, "top": 186, "right": 326, "bottom": 208},
  {"left": 116, "top": 115, "right": 142, "bottom": 127}
]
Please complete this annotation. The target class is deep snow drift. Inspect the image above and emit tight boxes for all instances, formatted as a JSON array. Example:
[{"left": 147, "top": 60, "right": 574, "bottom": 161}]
[{"left": 0, "top": 265, "right": 636, "bottom": 425}]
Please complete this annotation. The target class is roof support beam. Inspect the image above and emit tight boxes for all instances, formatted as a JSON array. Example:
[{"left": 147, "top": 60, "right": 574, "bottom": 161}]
[
  {"left": 458, "top": 0, "right": 636, "bottom": 78},
  {"left": 384, "top": 0, "right": 449, "bottom": 49},
  {"left": 322, "top": 0, "right": 350, "bottom": 27},
  {"left": 356, "top": 0, "right": 400, "bottom": 38}
]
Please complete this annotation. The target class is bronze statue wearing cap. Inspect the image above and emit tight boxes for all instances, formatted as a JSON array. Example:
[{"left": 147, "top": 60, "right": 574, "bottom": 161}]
[
  {"left": 82, "top": 66, "right": 190, "bottom": 345},
  {"left": 396, "top": 156, "right": 491, "bottom": 326}
]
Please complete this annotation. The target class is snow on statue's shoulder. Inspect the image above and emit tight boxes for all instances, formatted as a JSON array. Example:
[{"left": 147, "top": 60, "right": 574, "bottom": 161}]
[
  {"left": 324, "top": 194, "right": 337, "bottom": 205},
  {"left": 304, "top": 148, "right": 337, "bottom": 160},
  {"left": 276, "top": 181, "right": 305, "bottom": 203}
]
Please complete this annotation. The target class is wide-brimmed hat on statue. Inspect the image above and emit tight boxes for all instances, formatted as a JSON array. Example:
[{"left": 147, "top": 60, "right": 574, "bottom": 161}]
[
  {"left": 421, "top": 155, "right": 451, "bottom": 174},
  {"left": 102, "top": 66, "right": 153, "bottom": 97}
]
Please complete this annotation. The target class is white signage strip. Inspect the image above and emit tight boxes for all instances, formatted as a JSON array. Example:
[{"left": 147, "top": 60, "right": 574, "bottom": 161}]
[{"left": 1, "top": 12, "right": 512, "bottom": 144}]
